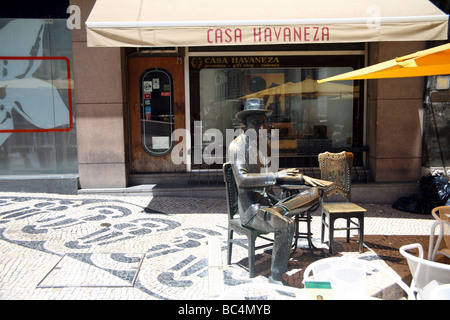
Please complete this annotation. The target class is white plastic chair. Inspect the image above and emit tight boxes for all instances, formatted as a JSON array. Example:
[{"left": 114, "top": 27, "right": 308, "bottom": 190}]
[
  {"left": 428, "top": 206, "right": 450, "bottom": 261},
  {"left": 303, "top": 257, "right": 412, "bottom": 300},
  {"left": 399, "top": 243, "right": 450, "bottom": 300},
  {"left": 219, "top": 282, "right": 305, "bottom": 300},
  {"left": 429, "top": 283, "right": 450, "bottom": 300}
]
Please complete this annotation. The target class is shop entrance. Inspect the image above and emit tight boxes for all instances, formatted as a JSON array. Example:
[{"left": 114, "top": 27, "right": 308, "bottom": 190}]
[{"left": 128, "top": 56, "right": 185, "bottom": 173}]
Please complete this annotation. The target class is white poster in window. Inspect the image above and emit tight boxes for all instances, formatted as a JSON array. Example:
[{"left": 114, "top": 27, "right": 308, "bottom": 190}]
[
  {"left": 152, "top": 136, "right": 170, "bottom": 149},
  {"left": 143, "top": 81, "right": 152, "bottom": 92},
  {"left": 0, "top": 19, "right": 73, "bottom": 146},
  {"left": 153, "top": 78, "right": 160, "bottom": 89}
]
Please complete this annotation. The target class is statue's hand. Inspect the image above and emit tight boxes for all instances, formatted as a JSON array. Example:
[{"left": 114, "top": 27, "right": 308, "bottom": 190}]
[
  {"left": 276, "top": 169, "right": 304, "bottom": 184},
  {"left": 276, "top": 169, "right": 334, "bottom": 188},
  {"left": 275, "top": 168, "right": 299, "bottom": 180},
  {"left": 303, "top": 176, "right": 333, "bottom": 188}
]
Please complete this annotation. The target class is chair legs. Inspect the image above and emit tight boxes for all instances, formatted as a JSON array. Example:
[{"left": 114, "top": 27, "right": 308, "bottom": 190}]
[
  {"left": 328, "top": 216, "right": 335, "bottom": 254},
  {"left": 227, "top": 226, "right": 258, "bottom": 278},
  {"left": 321, "top": 210, "right": 326, "bottom": 248},
  {"left": 357, "top": 216, "right": 364, "bottom": 253},
  {"left": 247, "top": 233, "right": 257, "bottom": 278},
  {"left": 321, "top": 212, "right": 364, "bottom": 254},
  {"left": 291, "top": 210, "right": 319, "bottom": 255},
  {"left": 227, "top": 228, "right": 233, "bottom": 265}
]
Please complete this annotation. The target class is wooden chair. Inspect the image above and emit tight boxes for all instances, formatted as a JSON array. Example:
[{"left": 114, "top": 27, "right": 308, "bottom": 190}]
[
  {"left": 318, "top": 151, "right": 366, "bottom": 254},
  {"left": 222, "top": 162, "right": 273, "bottom": 278}
]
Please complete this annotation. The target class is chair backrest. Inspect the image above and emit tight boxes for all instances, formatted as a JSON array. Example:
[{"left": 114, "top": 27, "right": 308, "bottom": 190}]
[
  {"left": 399, "top": 243, "right": 450, "bottom": 299},
  {"left": 318, "top": 151, "right": 354, "bottom": 202},
  {"left": 303, "top": 257, "right": 412, "bottom": 299},
  {"left": 223, "top": 162, "right": 239, "bottom": 220},
  {"left": 431, "top": 206, "right": 450, "bottom": 248}
]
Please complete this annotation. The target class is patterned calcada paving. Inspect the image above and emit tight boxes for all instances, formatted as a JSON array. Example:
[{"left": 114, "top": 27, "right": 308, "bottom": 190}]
[
  {"left": 0, "top": 194, "right": 258, "bottom": 300},
  {"left": 1, "top": 192, "right": 428, "bottom": 300}
]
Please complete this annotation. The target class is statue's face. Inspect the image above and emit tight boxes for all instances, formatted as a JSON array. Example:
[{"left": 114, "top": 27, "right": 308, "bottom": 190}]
[{"left": 245, "top": 114, "right": 268, "bottom": 132}]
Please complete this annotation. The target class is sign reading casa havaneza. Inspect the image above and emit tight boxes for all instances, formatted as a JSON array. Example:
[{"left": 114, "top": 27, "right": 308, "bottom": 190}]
[{"left": 206, "top": 26, "right": 330, "bottom": 45}]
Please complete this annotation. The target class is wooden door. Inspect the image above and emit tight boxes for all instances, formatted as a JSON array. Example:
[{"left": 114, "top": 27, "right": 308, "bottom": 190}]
[{"left": 128, "top": 56, "right": 185, "bottom": 173}]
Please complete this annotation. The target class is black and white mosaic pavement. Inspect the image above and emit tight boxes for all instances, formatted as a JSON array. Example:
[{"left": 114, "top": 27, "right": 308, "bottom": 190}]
[
  {"left": 0, "top": 192, "right": 435, "bottom": 300},
  {"left": 0, "top": 193, "right": 263, "bottom": 300}
]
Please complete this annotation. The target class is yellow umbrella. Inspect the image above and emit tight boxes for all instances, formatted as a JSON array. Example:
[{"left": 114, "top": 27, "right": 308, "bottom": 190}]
[
  {"left": 242, "top": 76, "right": 356, "bottom": 99},
  {"left": 241, "top": 82, "right": 290, "bottom": 99},
  {"left": 318, "top": 43, "right": 450, "bottom": 83},
  {"left": 282, "top": 76, "right": 356, "bottom": 98}
]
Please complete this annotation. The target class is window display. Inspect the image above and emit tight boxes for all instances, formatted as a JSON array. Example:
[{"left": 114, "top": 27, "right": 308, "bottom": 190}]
[
  {"left": 0, "top": 19, "right": 76, "bottom": 174},
  {"left": 190, "top": 55, "right": 363, "bottom": 169}
]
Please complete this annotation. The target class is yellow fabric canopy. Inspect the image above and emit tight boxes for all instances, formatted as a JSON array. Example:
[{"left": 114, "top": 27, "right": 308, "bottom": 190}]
[
  {"left": 86, "top": 0, "right": 448, "bottom": 47},
  {"left": 242, "top": 76, "right": 356, "bottom": 99},
  {"left": 318, "top": 43, "right": 450, "bottom": 83}
]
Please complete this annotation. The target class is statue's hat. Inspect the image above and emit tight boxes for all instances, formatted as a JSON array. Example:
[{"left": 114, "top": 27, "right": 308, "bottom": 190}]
[{"left": 236, "top": 98, "right": 272, "bottom": 122}]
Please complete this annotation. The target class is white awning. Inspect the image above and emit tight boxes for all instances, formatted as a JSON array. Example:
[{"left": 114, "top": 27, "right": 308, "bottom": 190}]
[{"left": 86, "top": 0, "right": 448, "bottom": 47}]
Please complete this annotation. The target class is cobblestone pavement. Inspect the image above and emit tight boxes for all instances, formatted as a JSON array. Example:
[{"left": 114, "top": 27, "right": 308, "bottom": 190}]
[{"left": 0, "top": 191, "right": 436, "bottom": 300}]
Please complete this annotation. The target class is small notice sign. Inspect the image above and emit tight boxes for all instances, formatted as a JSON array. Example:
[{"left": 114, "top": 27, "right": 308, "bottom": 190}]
[
  {"left": 143, "top": 81, "right": 152, "bottom": 92},
  {"left": 437, "top": 76, "right": 450, "bottom": 90},
  {"left": 152, "top": 136, "right": 170, "bottom": 150},
  {"left": 153, "top": 78, "right": 160, "bottom": 89},
  {"left": 305, "top": 281, "right": 333, "bottom": 300}
]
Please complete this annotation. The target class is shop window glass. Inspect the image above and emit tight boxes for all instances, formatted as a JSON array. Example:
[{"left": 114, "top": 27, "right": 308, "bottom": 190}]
[
  {"left": 0, "top": 19, "right": 77, "bottom": 174},
  {"left": 423, "top": 100, "right": 450, "bottom": 169},
  {"left": 423, "top": 76, "right": 450, "bottom": 171},
  {"left": 195, "top": 65, "right": 358, "bottom": 168},
  {"left": 140, "top": 68, "right": 174, "bottom": 156}
]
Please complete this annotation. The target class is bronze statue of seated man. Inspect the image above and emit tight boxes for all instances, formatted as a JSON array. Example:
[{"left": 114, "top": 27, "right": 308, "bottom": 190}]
[{"left": 228, "top": 98, "right": 331, "bottom": 284}]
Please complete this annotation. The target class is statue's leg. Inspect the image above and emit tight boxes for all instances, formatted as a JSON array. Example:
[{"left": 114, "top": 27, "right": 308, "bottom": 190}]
[
  {"left": 248, "top": 207, "right": 295, "bottom": 283},
  {"left": 277, "top": 187, "right": 320, "bottom": 216},
  {"left": 270, "top": 221, "right": 295, "bottom": 282}
]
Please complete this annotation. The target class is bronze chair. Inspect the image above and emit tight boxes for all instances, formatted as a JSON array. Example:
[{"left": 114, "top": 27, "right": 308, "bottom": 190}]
[
  {"left": 223, "top": 162, "right": 274, "bottom": 278},
  {"left": 318, "top": 151, "right": 366, "bottom": 254}
]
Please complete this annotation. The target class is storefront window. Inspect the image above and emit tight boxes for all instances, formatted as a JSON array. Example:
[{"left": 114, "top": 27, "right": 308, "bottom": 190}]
[
  {"left": 190, "top": 55, "right": 363, "bottom": 169},
  {"left": 423, "top": 76, "right": 450, "bottom": 172},
  {"left": 0, "top": 19, "right": 77, "bottom": 174}
]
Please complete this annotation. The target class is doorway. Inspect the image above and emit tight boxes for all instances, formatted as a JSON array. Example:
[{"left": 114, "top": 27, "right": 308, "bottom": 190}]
[{"left": 128, "top": 56, "right": 185, "bottom": 173}]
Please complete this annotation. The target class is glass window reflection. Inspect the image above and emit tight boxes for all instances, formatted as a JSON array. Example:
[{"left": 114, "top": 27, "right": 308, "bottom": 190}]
[{"left": 198, "top": 67, "right": 356, "bottom": 167}]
